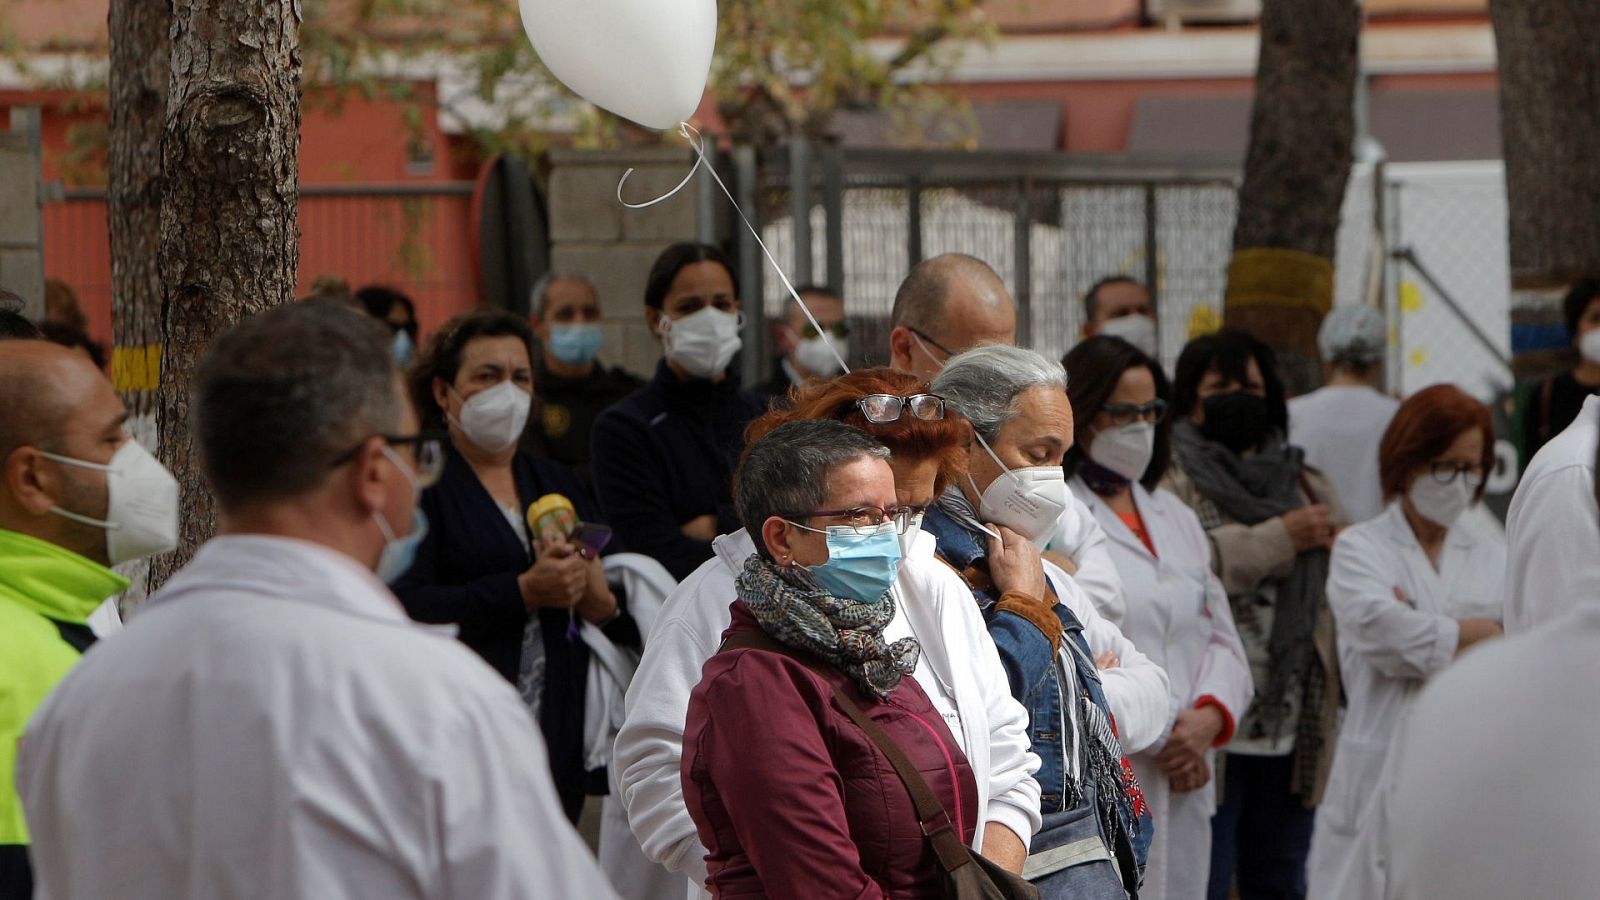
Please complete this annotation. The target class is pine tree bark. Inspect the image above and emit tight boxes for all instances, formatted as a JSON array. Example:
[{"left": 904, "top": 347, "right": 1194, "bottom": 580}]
[
  {"left": 1224, "top": 0, "right": 1361, "bottom": 395},
  {"left": 1491, "top": 0, "right": 1600, "bottom": 290},
  {"left": 148, "top": 0, "right": 301, "bottom": 588}
]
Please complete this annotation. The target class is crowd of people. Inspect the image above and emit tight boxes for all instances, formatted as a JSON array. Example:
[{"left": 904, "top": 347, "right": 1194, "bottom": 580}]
[{"left": 1, "top": 250, "right": 1598, "bottom": 900}]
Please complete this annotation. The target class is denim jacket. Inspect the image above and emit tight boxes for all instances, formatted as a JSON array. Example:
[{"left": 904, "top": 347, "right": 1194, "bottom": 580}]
[{"left": 922, "top": 507, "right": 1151, "bottom": 887}]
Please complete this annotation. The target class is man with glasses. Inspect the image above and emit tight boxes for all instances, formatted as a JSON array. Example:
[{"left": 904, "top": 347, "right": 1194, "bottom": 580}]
[
  {"left": 18, "top": 302, "right": 617, "bottom": 900},
  {"left": 760, "top": 284, "right": 851, "bottom": 399}
]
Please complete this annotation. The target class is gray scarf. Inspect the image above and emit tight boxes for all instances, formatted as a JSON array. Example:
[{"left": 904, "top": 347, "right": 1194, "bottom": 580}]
[{"left": 1171, "top": 421, "right": 1328, "bottom": 741}]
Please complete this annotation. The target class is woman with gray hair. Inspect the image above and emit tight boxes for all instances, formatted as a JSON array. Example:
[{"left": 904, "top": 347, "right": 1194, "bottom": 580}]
[
  {"left": 927, "top": 344, "right": 1170, "bottom": 899},
  {"left": 682, "top": 419, "right": 990, "bottom": 897}
]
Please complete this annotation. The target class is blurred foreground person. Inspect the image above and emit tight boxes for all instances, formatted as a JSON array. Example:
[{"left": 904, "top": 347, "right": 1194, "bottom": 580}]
[
  {"left": 17, "top": 302, "right": 615, "bottom": 900},
  {"left": 1064, "top": 336, "right": 1253, "bottom": 900},
  {"left": 1503, "top": 395, "right": 1600, "bottom": 633},
  {"left": 1305, "top": 385, "right": 1504, "bottom": 900},
  {"left": 0, "top": 340, "right": 177, "bottom": 897}
]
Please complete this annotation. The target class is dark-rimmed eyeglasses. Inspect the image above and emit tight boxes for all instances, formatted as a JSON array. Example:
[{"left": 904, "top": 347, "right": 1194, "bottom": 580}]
[
  {"left": 1429, "top": 461, "right": 1485, "bottom": 488},
  {"left": 782, "top": 504, "right": 928, "bottom": 536},
  {"left": 332, "top": 432, "right": 447, "bottom": 488},
  {"left": 1100, "top": 399, "right": 1168, "bottom": 427},
  {"left": 857, "top": 393, "right": 946, "bottom": 424}
]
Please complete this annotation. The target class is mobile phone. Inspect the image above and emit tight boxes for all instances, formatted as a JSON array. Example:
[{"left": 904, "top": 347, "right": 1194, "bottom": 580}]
[{"left": 572, "top": 522, "right": 613, "bottom": 559}]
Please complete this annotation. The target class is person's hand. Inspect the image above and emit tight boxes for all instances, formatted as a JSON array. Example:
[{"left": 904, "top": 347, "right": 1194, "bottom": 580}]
[
  {"left": 1393, "top": 587, "right": 1412, "bottom": 607},
  {"left": 985, "top": 525, "right": 1047, "bottom": 601},
  {"left": 680, "top": 514, "right": 718, "bottom": 542},
  {"left": 574, "top": 553, "right": 619, "bottom": 624},
  {"left": 1159, "top": 705, "right": 1226, "bottom": 767},
  {"left": 1168, "top": 756, "right": 1211, "bottom": 794},
  {"left": 1456, "top": 617, "right": 1504, "bottom": 654},
  {"left": 518, "top": 540, "right": 588, "bottom": 613},
  {"left": 1095, "top": 650, "right": 1121, "bottom": 671},
  {"left": 1282, "top": 504, "right": 1335, "bottom": 553}
]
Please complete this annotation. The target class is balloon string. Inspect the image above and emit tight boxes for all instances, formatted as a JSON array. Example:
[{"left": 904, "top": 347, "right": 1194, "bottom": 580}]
[{"left": 617, "top": 122, "right": 850, "bottom": 376}]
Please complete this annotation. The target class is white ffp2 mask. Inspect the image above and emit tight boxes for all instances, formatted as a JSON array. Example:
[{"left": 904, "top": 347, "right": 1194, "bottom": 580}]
[
  {"left": 42, "top": 440, "right": 179, "bottom": 566},
  {"left": 792, "top": 333, "right": 847, "bottom": 378},
  {"left": 972, "top": 434, "right": 1068, "bottom": 549},
  {"left": 1098, "top": 314, "right": 1158, "bottom": 358},
  {"left": 1089, "top": 422, "right": 1156, "bottom": 483},
  {"left": 450, "top": 380, "right": 532, "bottom": 454},
  {"left": 662, "top": 307, "right": 742, "bottom": 379},
  {"left": 1407, "top": 474, "right": 1474, "bottom": 529}
]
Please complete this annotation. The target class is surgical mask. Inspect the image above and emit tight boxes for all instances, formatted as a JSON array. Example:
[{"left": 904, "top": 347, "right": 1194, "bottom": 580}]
[
  {"left": 1201, "top": 391, "right": 1272, "bottom": 454},
  {"left": 42, "top": 440, "right": 179, "bottom": 566},
  {"left": 971, "top": 435, "right": 1069, "bottom": 549},
  {"left": 373, "top": 445, "right": 429, "bottom": 583},
  {"left": 548, "top": 324, "right": 604, "bottom": 366},
  {"left": 1099, "top": 314, "right": 1158, "bottom": 358},
  {"left": 1581, "top": 329, "right": 1600, "bottom": 367},
  {"left": 392, "top": 330, "right": 416, "bottom": 367},
  {"left": 1407, "top": 474, "right": 1474, "bottom": 529},
  {"left": 661, "top": 307, "right": 742, "bottom": 379},
  {"left": 1089, "top": 422, "right": 1155, "bottom": 482},
  {"left": 792, "top": 333, "right": 848, "bottom": 378},
  {"left": 798, "top": 520, "right": 903, "bottom": 603},
  {"left": 449, "top": 380, "right": 531, "bottom": 454}
]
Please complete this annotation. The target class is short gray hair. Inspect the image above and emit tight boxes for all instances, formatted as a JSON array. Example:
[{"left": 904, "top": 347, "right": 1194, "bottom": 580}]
[
  {"left": 932, "top": 344, "right": 1067, "bottom": 442},
  {"left": 530, "top": 271, "right": 597, "bottom": 319},
  {"left": 194, "top": 301, "right": 403, "bottom": 511},
  {"left": 736, "top": 420, "right": 890, "bottom": 558}
]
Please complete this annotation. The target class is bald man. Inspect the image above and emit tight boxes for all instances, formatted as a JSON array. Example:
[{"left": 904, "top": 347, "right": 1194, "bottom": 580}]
[
  {"left": 0, "top": 341, "right": 177, "bottom": 896},
  {"left": 887, "top": 253, "right": 1017, "bottom": 383},
  {"left": 885, "top": 254, "right": 1131, "bottom": 625}
]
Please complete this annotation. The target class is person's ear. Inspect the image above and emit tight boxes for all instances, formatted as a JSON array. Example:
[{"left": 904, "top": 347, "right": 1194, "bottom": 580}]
[
  {"left": 644, "top": 306, "right": 664, "bottom": 339},
  {"left": 4, "top": 447, "right": 60, "bottom": 515},
  {"left": 530, "top": 315, "right": 548, "bottom": 341},
  {"left": 431, "top": 377, "right": 453, "bottom": 418},
  {"left": 761, "top": 516, "right": 797, "bottom": 566},
  {"left": 888, "top": 326, "right": 914, "bottom": 371},
  {"left": 350, "top": 437, "right": 390, "bottom": 516}
]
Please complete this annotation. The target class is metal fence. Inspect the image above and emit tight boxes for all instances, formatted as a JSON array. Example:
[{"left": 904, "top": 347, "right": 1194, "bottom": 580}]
[{"left": 734, "top": 142, "right": 1241, "bottom": 379}]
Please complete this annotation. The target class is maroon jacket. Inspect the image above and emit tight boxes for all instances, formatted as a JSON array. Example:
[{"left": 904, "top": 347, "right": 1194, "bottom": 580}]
[{"left": 682, "top": 602, "right": 979, "bottom": 899}]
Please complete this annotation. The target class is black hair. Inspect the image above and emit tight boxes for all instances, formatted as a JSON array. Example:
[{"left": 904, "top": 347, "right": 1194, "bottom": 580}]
[
  {"left": 1172, "top": 329, "right": 1288, "bottom": 435},
  {"left": 0, "top": 288, "right": 38, "bottom": 339},
  {"left": 644, "top": 242, "right": 739, "bottom": 310},
  {"left": 1562, "top": 276, "right": 1600, "bottom": 339},
  {"left": 38, "top": 321, "right": 108, "bottom": 370},
  {"left": 1062, "top": 335, "right": 1172, "bottom": 489},
  {"left": 1083, "top": 275, "right": 1141, "bottom": 321},
  {"left": 355, "top": 285, "right": 418, "bottom": 335},
  {"left": 408, "top": 309, "right": 534, "bottom": 431}
]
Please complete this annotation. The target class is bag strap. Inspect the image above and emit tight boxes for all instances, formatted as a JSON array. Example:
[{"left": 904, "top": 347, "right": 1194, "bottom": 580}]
[{"left": 720, "top": 630, "right": 975, "bottom": 875}]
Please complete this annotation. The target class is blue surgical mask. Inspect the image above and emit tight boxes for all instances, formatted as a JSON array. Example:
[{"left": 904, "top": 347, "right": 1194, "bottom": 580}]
[
  {"left": 799, "top": 521, "right": 903, "bottom": 603},
  {"left": 374, "top": 507, "right": 428, "bottom": 583},
  {"left": 548, "top": 323, "right": 604, "bottom": 366},
  {"left": 392, "top": 329, "right": 416, "bottom": 367}
]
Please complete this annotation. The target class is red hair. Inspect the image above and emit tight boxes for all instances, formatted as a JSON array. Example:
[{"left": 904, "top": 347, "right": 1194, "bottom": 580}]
[
  {"left": 1378, "top": 384, "right": 1495, "bottom": 501},
  {"left": 743, "top": 368, "right": 968, "bottom": 495}
]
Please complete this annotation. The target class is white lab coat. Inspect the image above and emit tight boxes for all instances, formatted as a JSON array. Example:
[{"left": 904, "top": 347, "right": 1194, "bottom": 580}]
[
  {"left": 17, "top": 535, "right": 616, "bottom": 900},
  {"left": 1379, "top": 604, "right": 1600, "bottom": 899},
  {"left": 1048, "top": 490, "right": 1129, "bottom": 625},
  {"left": 1071, "top": 478, "right": 1253, "bottom": 900},
  {"left": 613, "top": 528, "right": 1044, "bottom": 898},
  {"left": 1305, "top": 503, "right": 1505, "bottom": 900},
  {"left": 1504, "top": 393, "right": 1600, "bottom": 634},
  {"left": 1288, "top": 386, "right": 1400, "bottom": 526}
]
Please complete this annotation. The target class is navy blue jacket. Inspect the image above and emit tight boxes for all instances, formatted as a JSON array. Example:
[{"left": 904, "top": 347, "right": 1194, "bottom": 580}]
[
  {"left": 589, "top": 360, "right": 767, "bottom": 581},
  {"left": 393, "top": 446, "right": 638, "bottom": 819}
]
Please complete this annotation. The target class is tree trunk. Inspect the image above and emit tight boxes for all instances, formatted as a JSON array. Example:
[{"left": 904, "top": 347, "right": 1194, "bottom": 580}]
[
  {"left": 148, "top": 0, "right": 301, "bottom": 589},
  {"left": 1224, "top": 0, "right": 1361, "bottom": 395},
  {"left": 107, "top": 0, "right": 169, "bottom": 602}
]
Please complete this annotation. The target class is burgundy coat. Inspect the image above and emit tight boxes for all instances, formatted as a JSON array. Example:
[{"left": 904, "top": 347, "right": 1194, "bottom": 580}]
[{"left": 682, "top": 602, "right": 979, "bottom": 899}]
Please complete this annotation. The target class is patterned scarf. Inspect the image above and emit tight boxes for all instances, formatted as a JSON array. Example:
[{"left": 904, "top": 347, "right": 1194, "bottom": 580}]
[{"left": 736, "top": 554, "right": 921, "bottom": 699}]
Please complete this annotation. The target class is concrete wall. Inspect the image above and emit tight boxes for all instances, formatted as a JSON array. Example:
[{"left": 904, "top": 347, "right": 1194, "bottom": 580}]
[
  {"left": 547, "top": 146, "right": 707, "bottom": 379},
  {"left": 0, "top": 108, "right": 45, "bottom": 319}
]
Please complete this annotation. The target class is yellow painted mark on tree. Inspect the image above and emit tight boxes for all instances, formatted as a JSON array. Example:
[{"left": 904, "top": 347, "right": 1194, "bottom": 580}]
[
  {"left": 1188, "top": 304, "right": 1223, "bottom": 340},
  {"left": 112, "top": 345, "right": 162, "bottom": 393},
  {"left": 1399, "top": 281, "right": 1424, "bottom": 313},
  {"left": 1409, "top": 347, "right": 1427, "bottom": 368}
]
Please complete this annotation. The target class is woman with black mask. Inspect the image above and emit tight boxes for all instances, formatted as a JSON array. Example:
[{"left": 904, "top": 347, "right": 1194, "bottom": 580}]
[{"left": 1163, "top": 330, "right": 1346, "bottom": 900}]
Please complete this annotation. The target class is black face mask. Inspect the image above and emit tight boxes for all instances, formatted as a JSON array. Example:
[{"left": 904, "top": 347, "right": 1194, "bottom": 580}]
[{"left": 1200, "top": 391, "right": 1272, "bottom": 454}]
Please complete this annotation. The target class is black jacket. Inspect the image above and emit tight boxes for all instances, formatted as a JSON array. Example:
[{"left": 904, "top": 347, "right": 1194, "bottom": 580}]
[
  {"left": 521, "top": 360, "right": 644, "bottom": 489},
  {"left": 590, "top": 360, "right": 767, "bottom": 581},
  {"left": 393, "top": 446, "right": 638, "bottom": 819}
]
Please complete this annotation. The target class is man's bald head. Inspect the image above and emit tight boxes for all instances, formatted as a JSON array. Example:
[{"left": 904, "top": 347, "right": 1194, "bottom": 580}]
[
  {"left": 0, "top": 341, "right": 117, "bottom": 460},
  {"left": 887, "top": 254, "right": 1017, "bottom": 382}
]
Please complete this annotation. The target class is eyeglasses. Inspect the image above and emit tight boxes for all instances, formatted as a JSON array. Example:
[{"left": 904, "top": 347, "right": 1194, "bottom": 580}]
[
  {"left": 907, "top": 327, "right": 955, "bottom": 360},
  {"left": 857, "top": 393, "right": 946, "bottom": 424},
  {"left": 332, "top": 432, "right": 447, "bottom": 488},
  {"left": 783, "top": 504, "right": 928, "bottom": 535},
  {"left": 1429, "top": 461, "right": 1486, "bottom": 488},
  {"left": 800, "top": 320, "right": 852, "bottom": 340},
  {"left": 1100, "top": 399, "right": 1168, "bottom": 426}
]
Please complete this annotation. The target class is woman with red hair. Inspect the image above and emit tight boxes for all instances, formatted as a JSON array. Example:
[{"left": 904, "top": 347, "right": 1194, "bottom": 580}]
[
  {"left": 1306, "top": 384, "right": 1506, "bottom": 899},
  {"left": 614, "top": 368, "right": 1043, "bottom": 895}
]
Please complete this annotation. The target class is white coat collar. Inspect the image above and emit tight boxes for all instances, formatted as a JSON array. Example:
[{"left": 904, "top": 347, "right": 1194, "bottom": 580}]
[
  {"left": 147, "top": 535, "right": 420, "bottom": 629},
  {"left": 1070, "top": 475, "right": 1166, "bottom": 557}
]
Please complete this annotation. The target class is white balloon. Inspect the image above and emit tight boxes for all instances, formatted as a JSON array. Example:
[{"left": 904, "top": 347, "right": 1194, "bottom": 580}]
[{"left": 519, "top": 0, "right": 717, "bottom": 131}]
